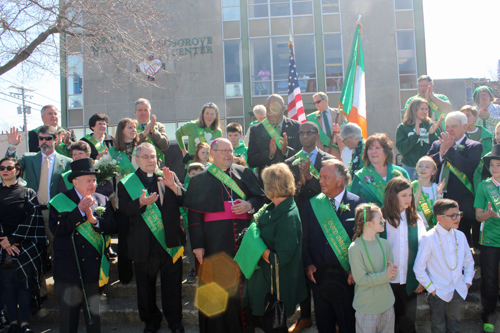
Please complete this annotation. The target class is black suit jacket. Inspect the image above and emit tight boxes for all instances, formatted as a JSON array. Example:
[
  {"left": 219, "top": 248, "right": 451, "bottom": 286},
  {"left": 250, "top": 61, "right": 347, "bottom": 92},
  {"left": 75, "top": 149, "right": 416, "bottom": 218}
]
[
  {"left": 285, "top": 149, "right": 337, "bottom": 212},
  {"left": 247, "top": 117, "right": 302, "bottom": 177},
  {"left": 49, "top": 189, "right": 116, "bottom": 284},
  {"left": 427, "top": 136, "right": 482, "bottom": 219},
  {"left": 301, "top": 190, "right": 365, "bottom": 288},
  {"left": 117, "top": 170, "right": 186, "bottom": 263}
]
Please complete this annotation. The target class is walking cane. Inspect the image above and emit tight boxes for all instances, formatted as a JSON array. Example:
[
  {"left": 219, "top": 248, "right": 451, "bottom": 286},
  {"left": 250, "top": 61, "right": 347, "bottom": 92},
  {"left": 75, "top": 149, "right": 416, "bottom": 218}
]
[{"left": 71, "top": 230, "right": 94, "bottom": 325}]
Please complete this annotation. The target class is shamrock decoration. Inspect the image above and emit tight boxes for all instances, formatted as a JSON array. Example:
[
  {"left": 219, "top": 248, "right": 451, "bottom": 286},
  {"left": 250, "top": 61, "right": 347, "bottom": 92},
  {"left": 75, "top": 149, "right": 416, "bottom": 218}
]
[
  {"left": 363, "top": 175, "right": 374, "bottom": 184},
  {"left": 155, "top": 169, "right": 164, "bottom": 178},
  {"left": 95, "top": 206, "right": 106, "bottom": 218},
  {"left": 457, "top": 144, "right": 465, "bottom": 152},
  {"left": 339, "top": 203, "right": 351, "bottom": 214},
  {"left": 391, "top": 170, "right": 403, "bottom": 178}
]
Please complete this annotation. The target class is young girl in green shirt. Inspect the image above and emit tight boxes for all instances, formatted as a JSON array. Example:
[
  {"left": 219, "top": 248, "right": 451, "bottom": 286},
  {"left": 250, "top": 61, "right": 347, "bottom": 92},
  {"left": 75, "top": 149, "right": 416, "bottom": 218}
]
[{"left": 349, "top": 203, "right": 397, "bottom": 333}]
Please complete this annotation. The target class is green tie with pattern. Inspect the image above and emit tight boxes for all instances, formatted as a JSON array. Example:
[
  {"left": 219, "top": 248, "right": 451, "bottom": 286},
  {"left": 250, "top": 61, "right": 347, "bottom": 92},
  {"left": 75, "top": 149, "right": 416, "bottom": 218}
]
[
  {"left": 329, "top": 197, "right": 337, "bottom": 211},
  {"left": 323, "top": 111, "right": 332, "bottom": 139}
]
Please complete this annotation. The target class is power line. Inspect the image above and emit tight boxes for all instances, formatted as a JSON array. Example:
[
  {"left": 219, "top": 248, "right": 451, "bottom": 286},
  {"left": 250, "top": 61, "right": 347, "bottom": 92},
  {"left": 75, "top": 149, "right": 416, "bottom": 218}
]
[
  {"left": 0, "top": 92, "right": 44, "bottom": 108},
  {"left": 0, "top": 77, "right": 60, "bottom": 103}
]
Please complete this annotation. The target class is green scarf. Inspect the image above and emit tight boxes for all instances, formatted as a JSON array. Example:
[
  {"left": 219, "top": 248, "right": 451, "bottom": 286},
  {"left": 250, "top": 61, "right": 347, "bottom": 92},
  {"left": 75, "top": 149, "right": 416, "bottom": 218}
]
[
  {"left": 206, "top": 164, "right": 246, "bottom": 200},
  {"left": 292, "top": 151, "right": 320, "bottom": 179},
  {"left": 411, "top": 181, "right": 437, "bottom": 230},
  {"left": 83, "top": 134, "right": 106, "bottom": 153},
  {"left": 262, "top": 118, "right": 282, "bottom": 150},
  {"left": 108, "top": 147, "right": 136, "bottom": 176}
]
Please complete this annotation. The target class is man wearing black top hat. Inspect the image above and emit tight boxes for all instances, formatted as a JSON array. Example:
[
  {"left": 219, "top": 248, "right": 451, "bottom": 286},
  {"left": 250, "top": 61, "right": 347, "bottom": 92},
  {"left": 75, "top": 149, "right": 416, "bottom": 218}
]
[
  {"left": 49, "top": 158, "right": 116, "bottom": 333},
  {"left": 300, "top": 159, "right": 365, "bottom": 333},
  {"left": 117, "top": 142, "right": 186, "bottom": 333}
]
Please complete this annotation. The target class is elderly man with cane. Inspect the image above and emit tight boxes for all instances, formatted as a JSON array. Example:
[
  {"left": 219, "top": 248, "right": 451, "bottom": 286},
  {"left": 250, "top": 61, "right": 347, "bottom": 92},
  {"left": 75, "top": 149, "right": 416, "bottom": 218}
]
[{"left": 49, "top": 158, "right": 116, "bottom": 332}]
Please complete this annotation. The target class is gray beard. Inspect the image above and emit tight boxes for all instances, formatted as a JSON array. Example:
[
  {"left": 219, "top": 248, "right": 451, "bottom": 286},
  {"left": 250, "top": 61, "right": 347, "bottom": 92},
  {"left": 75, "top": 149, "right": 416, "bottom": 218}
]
[{"left": 40, "top": 146, "right": 52, "bottom": 153}]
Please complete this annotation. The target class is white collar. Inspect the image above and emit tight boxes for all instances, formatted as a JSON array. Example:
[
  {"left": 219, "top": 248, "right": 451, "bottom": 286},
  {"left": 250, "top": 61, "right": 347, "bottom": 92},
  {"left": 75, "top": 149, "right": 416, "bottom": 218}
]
[
  {"left": 436, "top": 223, "right": 454, "bottom": 236},
  {"left": 302, "top": 147, "right": 318, "bottom": 155},
  {"left": 42, "top": 151, "right": 56, "bottom": 159},
  {"left": 455, "top": 135, "right": 466, "bottom": 146},
  {"left": 329, "top": 188, "right": 346, "bottom": 203}
]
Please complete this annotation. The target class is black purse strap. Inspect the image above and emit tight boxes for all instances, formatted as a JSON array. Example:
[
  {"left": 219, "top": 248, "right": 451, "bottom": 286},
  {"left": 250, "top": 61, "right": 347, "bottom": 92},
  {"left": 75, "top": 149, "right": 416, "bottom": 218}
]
[{"left": 269, "top": 253, "right": 281, "bottom": 298}]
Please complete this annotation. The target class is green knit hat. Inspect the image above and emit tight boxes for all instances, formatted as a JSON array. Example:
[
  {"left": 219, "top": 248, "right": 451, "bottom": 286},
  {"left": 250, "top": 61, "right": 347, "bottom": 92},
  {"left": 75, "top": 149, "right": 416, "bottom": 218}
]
[{"left": 473, "top": 86, "right": 494, "bottom": 102}]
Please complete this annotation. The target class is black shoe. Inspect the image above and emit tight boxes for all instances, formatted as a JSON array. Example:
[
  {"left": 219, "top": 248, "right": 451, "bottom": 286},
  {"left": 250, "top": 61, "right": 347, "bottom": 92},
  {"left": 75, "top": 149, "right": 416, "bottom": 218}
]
[
  {"left": 143, "top": 324, "right": 160, "bottom": 333},
  {"left": 7, "top": 324, "right": 20, "bottom": 333},
  {"left": 171, "top": 324, "right": 185, "bottom": 333},
  {"left": 21, "top": 325, "right": 33, "bottom": 333}
]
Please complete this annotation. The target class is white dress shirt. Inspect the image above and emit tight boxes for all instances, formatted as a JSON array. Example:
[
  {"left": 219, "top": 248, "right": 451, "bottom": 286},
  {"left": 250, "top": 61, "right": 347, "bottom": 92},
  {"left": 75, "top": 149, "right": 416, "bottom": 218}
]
[
  {"left": 386, "top": 210, "right": 426, "bottom": 284},
  {"left": 320, "top": 110, "right": 333, "bottom": 136},
  {"left": 328, "top": 188, "right": 346, "bottom": 212},
  {"left": 42, "top": 151, "right": 56, "bottom": 202},
  {"left": 301, "top": 147, "right": 318, "bottom": 166},
  {"left": 439, "top": 135, "right": 466, "bottom": 183},
  {"left": 413, "top": 224, "right": 475, "bottom": 302}
]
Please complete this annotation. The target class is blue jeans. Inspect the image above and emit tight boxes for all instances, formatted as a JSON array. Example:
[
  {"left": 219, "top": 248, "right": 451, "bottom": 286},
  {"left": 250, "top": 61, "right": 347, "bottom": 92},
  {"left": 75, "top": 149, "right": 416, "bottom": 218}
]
[
  {"left": 0, "top": 267, "right": 32, "bottom": 323},
  {"left": 402, "top": 164, "right": 417, "bottom": 181}
]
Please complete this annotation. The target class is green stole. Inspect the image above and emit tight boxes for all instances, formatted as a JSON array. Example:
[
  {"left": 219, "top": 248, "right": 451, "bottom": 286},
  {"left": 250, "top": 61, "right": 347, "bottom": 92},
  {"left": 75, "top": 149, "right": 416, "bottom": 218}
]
[
  {"left": 233, "top": 222, "right": 267, "bottom": 279},
  {"left": 49, "top": 193, "right": 109, "bottom": 287},
  {"left": 206, "top": 164, "right": 246, "bottom": 200},
  {"left": 379, "top": 211, "right": 419, "bottom": 296},
  {"left": 120, "top": 173, "right": 183, "bottom": 262},
  {"left": 261, "top": 118, "right": 282, "bottom": 149},
  {"left": 309, "top": 193, "right": 351, "bottom": 272},
  {"left": 293, "top": 151, "right": 320, "bottom": 178},
  {"left": 83, "top": 134, "right": 106, "bottom": 153},
  {"left": 355, "top": 164, "right": 402, "bottom": 206},
  {"left": 136, "top": 126, "right": 165, "bottom": 163},
  {"left": 411, "top": 181, "right": 437, "bottom": 230},
  {"left": 108, "top": 147, "right": 136, "bottom": 176},
  {"left": 442, "top": 160, "right": 474, "bottom": 194},
  {"left": 62, "top": 170, "right": 73, "bottom": 190}
]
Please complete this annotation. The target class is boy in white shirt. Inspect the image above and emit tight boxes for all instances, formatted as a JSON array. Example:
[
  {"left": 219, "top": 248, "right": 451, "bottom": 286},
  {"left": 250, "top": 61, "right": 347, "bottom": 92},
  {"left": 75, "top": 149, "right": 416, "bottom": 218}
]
[{"left": 413, "top": 199, "right": 475, "bottom": 333}]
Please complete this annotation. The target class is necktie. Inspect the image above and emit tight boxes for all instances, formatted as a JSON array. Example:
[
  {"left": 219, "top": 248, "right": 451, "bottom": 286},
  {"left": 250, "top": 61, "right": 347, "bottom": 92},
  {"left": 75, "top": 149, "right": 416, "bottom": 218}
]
[
  {"left": 275, "top": 124, "right": 281, "bottom": 134},
  {"left": 323, "top": 111, "right": 332, "bottom": 138},
  {"left": 329, "top": 197, "right": 337, "bottom": 211},
  {"left": 38, "top": 156, "right": 49, "bottom": 205}
]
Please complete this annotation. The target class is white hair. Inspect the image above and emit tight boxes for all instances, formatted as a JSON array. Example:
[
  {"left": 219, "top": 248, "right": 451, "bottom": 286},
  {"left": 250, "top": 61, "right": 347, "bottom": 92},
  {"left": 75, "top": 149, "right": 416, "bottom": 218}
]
[
  {"left": 339, "top": 123, "right": 363, "bottom": 140},
  {"left": 445, "top": 111, "right": 467, "bottom": 126},
  {"left": 253, "top": 104, "right": 266, "bottom": 117}
]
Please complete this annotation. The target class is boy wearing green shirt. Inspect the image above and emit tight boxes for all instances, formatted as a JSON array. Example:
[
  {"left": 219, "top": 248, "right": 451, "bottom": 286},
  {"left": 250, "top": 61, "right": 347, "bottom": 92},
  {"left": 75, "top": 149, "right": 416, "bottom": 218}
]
[
  {"left": 227, "top": 122, "right": 249, "bottom": 163},
  {"left": 474, "top": 146, "right": 500, "bottom": 333}
]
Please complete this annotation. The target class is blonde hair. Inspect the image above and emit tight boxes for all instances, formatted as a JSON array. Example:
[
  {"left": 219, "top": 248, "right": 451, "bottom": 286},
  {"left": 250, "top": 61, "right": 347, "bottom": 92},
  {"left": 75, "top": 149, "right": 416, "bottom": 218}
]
[
  {"left": 460, "top": 105, "right": 478, "bottom": 118},
  {"left": 403, "top": 97, "right": 431, "bottom": 126},
  {"left": 261, "top": 163, "right": 296, "bottom": 199}
]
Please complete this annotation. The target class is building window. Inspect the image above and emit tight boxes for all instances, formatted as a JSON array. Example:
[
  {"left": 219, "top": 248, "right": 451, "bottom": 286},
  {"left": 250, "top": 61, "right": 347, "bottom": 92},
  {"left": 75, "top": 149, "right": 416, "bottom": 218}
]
[
  {"left": 223, "top": 0, "right": 240, "bottom": 21},
  {"left": 249, "top": 0, "right": 313, "bottom": 19},
  {"left": 321, "top": 0, "right": 339, "bottom": 13},
  {"left": 67, "top": 54, "right": 83, "bottom": 109},
  {"left": 324, "top": 34, "right": 343, "bottom": 92},
  {"left": 224, "top": 41, "right": 243, "bottom": 98},
  {"left": 394, "top": 0, "right": 412, "bottom": 10},
  {"left": 396, "top": 31, "right": 417, "bottom": 89}
]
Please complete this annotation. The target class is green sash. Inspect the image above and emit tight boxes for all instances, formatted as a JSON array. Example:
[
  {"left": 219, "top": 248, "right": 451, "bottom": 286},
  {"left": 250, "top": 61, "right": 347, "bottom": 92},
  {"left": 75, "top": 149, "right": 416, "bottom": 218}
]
[
  {"left": 411, "top": 181, "right": 437, "bottom": 230},
  {"left": 196, "top": 126, "right": 208, "bottom": 144},
  {"left": 262, "top": 118, "right": 282, "bottom": 150},
  {"left": 309, "top": 193, "right": 351, "bottom": 272},
  {"left": 379, "top": 211, "right": 419, "bottom": 296},
  {"left": 307, "top": 112, "right": 332, "bottom": 147},
  {"left": 354, "top": 165, "right": 390, "bottom": 206},
  {"left": 293, "top": 151, "right": 320, "bottom": 178},
  {"left": 233, "top": 222, "right": 267, "bottom": 279},
  {"left": 442, "top": 161, "right": 474, "bottom": 194},
  {"left": 83, "top": 134, "right": 106, "bottom": 153},
  {"left": 136, "top": 126, "right": 165, "bottom": 163},
  {"left": 49, "top": 193, "right": 109, "bottom": 287},
  {"left": 62, "top": 170, "right": 73, "bottom": 190},
  {"left": 206, "top": 164, "right": 246, "bottom": 200},
  {"left": 120, "top": 173, "right": 183, "bottom": 262},
  {"left": 108, "top": 147, "right": 136, "bottom": 176}
]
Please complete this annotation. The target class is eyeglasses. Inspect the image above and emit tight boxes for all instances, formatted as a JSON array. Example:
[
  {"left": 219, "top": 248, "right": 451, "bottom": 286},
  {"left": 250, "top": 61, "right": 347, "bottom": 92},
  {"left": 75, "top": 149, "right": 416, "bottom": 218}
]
[
  {"left": 139, "top": 155, "right": 157, "bottom": 161},
  {"left": 213, "top": 149, "right": 233, "bottom": 155},
  {"left": 479, "top": 93, "right": 490, "bottom": 98},
  {"left": 314, "top": 100, "right": 323, "bottom": 105},
  {"left": 0, "top": 166, "right": 15, "bottom": 171},
  {"left": 439, "top": 212, "right": 463, "bottom": 220},
  {"left": 38, "top": 136, "right": 54, "bottom": 141},
  {"left": 298, "top": 130, "right": 318, "bottom": 137}
]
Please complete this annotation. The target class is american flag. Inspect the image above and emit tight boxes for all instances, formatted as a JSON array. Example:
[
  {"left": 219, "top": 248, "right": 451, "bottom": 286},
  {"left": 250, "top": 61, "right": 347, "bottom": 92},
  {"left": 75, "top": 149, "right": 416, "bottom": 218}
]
[{"left": 287, "top": 36, "right": 306, "bottom": 123}]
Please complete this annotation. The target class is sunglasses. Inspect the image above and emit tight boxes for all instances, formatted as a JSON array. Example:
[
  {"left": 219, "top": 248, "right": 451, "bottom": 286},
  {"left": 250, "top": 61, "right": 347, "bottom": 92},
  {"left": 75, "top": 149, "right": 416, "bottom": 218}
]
[
  {"left": 0, "top": 166, "right": 16, "bottom": 171},
  {"left": 38, "top": 136, "right": 54, "bottom": 141},
  {"left": 314, "top": 100, "right": 323, "bottom": 105}
]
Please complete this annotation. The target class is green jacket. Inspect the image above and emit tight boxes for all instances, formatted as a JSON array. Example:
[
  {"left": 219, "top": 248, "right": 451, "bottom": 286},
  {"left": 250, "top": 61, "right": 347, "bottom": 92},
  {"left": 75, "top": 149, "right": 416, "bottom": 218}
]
[
  {"left": 6, "top": 150, "right": 72, "bottom": 198},
  {"left": 350, "top": 164, "right": 410, "bottom": 206},
  {"left": 396, "top": 122, "right": 441, "bottom": 167},
  {"left": 233, "top": 141, "right": 248, "bottom": 161},
  {"left": 175, "top": 121, "right": 222, "bottom": 167},
  {"left": 473, "top": 151, "right": 491, "bottom": 192},
  {"left": 243, "top": 196, "right": 307, "bottom": 316},
  {"left": 466, "top": 125, "right": 493, "bottom": 157}
]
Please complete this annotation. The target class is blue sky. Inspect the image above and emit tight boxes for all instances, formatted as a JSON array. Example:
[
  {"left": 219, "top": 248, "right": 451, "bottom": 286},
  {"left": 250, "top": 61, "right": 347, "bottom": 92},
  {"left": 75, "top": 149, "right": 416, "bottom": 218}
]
[{"left": 0, "top": 0, "right": 498, "bottom": 131}]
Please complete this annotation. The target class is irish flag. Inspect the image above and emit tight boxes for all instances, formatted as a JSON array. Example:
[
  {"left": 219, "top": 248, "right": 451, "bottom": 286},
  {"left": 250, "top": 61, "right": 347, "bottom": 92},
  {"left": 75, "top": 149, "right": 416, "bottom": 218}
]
[{"left": 339, "top": 21, "right": 367, "bottom": 138}]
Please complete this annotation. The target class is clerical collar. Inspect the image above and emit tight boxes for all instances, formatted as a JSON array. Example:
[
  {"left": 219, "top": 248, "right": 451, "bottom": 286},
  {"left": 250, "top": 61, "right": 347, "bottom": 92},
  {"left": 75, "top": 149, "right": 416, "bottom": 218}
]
[{"left": 138, "top": 169, "right": 155, "bottom": 183}]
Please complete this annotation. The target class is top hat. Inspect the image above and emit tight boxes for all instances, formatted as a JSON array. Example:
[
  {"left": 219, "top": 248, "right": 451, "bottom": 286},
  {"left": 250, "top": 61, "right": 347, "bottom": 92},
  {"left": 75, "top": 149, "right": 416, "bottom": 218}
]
[
  {"left": 68, "top": 158, "right": 99, "bottom": 182},
  {"left": 482, "top": 144, "right": 500, "bottom": 168},
  {"left": 314, "top": 263, "right": 349, "bottom": 304}
]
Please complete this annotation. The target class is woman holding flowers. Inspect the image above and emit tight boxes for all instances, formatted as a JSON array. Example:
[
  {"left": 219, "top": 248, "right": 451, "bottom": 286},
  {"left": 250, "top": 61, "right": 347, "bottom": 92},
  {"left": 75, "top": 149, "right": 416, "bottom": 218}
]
[{"left": 350, "top": 133, "right": 410, "bottom": 206}]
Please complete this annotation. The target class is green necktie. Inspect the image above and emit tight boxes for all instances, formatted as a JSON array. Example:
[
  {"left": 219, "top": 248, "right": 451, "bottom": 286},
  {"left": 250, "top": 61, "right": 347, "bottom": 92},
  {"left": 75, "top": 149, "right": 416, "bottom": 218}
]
[
  {"left": 329, "top": 197, "right": 337, "bottom": 211},
  {"left": 275, "top": 125, "right": 281, "bottom": 134},
  {"left": 323, "top": 111, "right": 332, "bottom": 139},
  {"left": 304, "top": 152, "right": 313, "bottom": 158}
]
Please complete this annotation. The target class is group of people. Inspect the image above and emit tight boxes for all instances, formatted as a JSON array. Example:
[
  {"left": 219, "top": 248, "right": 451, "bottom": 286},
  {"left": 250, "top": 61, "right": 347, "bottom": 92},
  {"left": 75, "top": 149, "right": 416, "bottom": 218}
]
[{"left": 1, "top": 74, "right": 500, "bottom": 333}]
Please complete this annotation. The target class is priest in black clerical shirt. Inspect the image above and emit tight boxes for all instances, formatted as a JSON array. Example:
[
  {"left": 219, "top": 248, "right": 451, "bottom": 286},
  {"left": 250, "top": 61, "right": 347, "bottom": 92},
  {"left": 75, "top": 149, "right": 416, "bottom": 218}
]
[
  {"left": 183, "top": 138, "right": 266, "bottom": 333},
  {"left": 118, "top": 142, "right": 185, "bottom": 333}
]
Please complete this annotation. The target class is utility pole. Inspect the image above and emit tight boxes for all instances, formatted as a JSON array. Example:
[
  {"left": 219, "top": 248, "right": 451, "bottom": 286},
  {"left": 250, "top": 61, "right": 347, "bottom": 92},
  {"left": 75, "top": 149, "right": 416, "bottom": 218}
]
[{"left": 10, "top": 86, "right": 34, "bottom": 151}]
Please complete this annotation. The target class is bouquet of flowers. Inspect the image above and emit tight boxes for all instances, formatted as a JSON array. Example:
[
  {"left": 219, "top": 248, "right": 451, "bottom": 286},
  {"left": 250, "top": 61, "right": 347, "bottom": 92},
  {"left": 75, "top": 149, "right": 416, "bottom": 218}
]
[{"left": 95, "top": 153, "right": 120, "bottom": 186}]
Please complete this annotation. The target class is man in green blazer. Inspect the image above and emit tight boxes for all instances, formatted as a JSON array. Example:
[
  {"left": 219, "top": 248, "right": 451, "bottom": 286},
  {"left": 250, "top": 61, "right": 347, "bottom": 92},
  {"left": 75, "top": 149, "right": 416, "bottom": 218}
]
[{"left": 6, "top": 125, "right": 72, "bottom": 257}]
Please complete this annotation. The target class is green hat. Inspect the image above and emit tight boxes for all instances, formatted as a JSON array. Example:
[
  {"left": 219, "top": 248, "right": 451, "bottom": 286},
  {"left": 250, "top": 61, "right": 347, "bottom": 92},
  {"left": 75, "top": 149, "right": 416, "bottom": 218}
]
[{"left": 473, "top": 86, "right": 494, "bottom": 102}]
